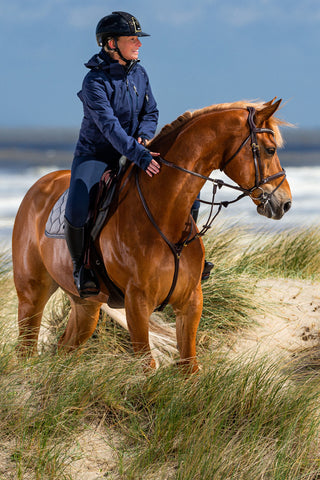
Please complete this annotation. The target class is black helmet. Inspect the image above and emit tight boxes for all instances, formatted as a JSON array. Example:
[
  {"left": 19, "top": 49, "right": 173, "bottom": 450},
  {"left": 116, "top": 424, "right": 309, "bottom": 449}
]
[{"left": 96, "top": 11, "right": 150, "bottom": 46}]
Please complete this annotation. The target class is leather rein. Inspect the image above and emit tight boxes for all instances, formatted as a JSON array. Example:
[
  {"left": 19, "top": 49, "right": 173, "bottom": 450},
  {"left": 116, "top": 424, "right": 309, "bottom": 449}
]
[{"left": 136, "top": 107, "right": 286, "bottom": 311}]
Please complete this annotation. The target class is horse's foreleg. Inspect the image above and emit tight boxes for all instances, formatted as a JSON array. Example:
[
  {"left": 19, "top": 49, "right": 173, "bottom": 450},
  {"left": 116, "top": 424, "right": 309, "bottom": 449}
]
[
  {"left": 15, "top": 273, "right": 58, "bottom": 357},
  {"left": 58, "top": 294, "right": 102, "bottom": 351},
  {"left": 173, "top": 283, "right": 203, "bottom": 373},
  {"left": 124, "top": 286, "right": 156, "bottom": 370}
]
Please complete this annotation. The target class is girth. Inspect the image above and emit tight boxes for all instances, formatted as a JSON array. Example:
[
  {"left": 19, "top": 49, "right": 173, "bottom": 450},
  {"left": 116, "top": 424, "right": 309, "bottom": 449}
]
[{"left": 135, "top": 168, "right": 197, "bottom": 311}]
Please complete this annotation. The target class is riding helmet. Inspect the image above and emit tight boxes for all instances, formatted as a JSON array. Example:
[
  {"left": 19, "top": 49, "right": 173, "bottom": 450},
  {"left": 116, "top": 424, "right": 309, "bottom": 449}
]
[{"left": 96, "top": 11, "right": 150, "bottom": 46}]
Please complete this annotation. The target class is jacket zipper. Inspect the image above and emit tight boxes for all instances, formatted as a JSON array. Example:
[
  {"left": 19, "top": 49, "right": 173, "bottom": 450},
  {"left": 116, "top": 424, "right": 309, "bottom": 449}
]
[
  {"left": 126, "top": 60, "right": 139, "bottom": 113},
  {"left": 133, "top": 84, "right": 139, "bottom": 110},
  {"left": 126, "top": 77, "right": 139, "bottom": 117},
  {"left": 125, "top": 77, "right": 134, "bottom": 132}
]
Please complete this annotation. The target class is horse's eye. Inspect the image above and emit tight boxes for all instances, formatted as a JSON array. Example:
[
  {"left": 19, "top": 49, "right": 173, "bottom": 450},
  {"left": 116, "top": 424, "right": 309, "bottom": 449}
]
[{"left": 266, "top": 147, "right": 276, "bottom": 156}]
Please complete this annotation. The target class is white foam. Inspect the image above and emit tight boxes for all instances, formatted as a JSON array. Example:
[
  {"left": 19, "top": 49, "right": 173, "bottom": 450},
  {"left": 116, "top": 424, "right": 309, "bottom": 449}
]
[
  {"left": 200, "top": 167, "right": 320, "bottom": 230},
  {"left": 0, "top": 166, "right": 319, "bottom": 243}
]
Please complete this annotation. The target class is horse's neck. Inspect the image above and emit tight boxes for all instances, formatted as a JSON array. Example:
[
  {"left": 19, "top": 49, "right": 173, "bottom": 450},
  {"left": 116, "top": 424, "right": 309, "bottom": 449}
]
[
  {"left": 135, "top": 108, "right": 249, "bottom": 236},
  {"left": 139, "top": 121, "right": 225, "bottom": 233}
]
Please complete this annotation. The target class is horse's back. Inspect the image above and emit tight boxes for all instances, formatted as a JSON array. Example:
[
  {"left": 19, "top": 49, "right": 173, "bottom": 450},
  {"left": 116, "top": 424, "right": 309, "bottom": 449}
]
[
  {"left": 18, "top": 169, "right": 70, "bottom": 213},
  {"left": 13, "top": 170, "right": 70, "bottom": 237},
  {"left": 13, "top": 170, "right": 70, "bottom": 274}
]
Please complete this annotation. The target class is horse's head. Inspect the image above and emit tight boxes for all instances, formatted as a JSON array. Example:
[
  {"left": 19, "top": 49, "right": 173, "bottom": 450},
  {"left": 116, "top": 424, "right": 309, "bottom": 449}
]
[{"left": 221, "top": 99, "right": 292, "bottom": 220}]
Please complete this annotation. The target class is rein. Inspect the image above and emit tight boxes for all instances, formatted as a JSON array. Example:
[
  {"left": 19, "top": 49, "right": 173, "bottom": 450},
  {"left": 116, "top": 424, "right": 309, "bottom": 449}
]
[
  {"left": 136, "top": 107, "right": 286, "bottom": 310},
  {"left": 159, "top": 107, "right": 286, "bottom": 206},
  {"left": 136, "top": 170, "right": 195, "bottom": 311}
]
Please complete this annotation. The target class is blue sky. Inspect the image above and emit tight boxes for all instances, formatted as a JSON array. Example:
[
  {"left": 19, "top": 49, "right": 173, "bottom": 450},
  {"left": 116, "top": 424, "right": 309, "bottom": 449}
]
[{"left": 1, "top": 0, "right": 319, "bottom": 129}]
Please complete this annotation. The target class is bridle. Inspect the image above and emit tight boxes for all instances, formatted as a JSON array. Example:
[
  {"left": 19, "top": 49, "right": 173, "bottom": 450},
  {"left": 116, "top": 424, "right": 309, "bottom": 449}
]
[
  {"left": 158, "top": 107, "right": 286, "bottom": 208},
  {"left": 220, "top": 106, "right": 286, "bottom": 204},
  {"left": 136, "top": 106, "right": 287, "bottom": 310}
]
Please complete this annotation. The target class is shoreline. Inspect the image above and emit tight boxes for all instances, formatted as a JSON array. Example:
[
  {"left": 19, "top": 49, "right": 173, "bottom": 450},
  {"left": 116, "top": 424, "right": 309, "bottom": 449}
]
[{"left": 0, "top": 148, "right": 319, "bottom": 169}]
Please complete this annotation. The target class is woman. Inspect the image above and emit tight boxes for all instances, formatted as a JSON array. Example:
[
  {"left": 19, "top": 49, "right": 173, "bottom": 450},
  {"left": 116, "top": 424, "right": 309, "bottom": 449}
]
[{"left": 65, "top": 11, "right": 160, "bottom": 297}]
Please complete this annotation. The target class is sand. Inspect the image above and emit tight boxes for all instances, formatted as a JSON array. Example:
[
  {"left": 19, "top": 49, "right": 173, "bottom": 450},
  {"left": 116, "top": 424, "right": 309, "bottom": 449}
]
[
  {"left": 2, "top": 277, "right": 319, "bottom": 479},
  {"left": 232, "top": 277, "right": 320, "bottom": 357},
  {"left": 68, "top": 277, "right": 320, "bottom": 479}
]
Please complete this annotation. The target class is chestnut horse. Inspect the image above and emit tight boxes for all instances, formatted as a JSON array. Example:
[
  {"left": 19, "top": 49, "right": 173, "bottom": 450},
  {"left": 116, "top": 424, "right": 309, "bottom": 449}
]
[{"left": 12, "top": 99, "right": 292, "bottom": 371}]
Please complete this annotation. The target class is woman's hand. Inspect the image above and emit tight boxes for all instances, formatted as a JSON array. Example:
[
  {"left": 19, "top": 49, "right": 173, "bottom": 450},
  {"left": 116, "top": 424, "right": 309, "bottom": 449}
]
[
  {"left": 137, "top": 138, "right": 160, "bottom": 177},
  {"left": 137, "top": 137, "right": 148, "bottom": 147},
  {"left": 146, "top": 156, "right": 160, "bottom": 177}
]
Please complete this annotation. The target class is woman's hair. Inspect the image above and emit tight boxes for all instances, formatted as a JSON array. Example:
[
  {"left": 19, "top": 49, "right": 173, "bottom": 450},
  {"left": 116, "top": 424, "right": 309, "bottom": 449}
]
[{"left": 101, "top": 35, "right": 119, "bottom": 49}]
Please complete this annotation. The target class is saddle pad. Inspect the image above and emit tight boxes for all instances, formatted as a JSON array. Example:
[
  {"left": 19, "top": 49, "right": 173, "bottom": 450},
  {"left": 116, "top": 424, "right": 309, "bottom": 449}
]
[{"left": 45, "top": 189, "right": 68, "bottom": 239}]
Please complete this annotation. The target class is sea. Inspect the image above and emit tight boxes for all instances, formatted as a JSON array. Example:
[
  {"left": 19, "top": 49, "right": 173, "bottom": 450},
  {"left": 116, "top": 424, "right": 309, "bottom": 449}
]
[
  {"left": 199, "top": 166, "right": 320, "bottom": 231},
  {"left": 0, "top": 162, "right": 319, "bottom": 251}
]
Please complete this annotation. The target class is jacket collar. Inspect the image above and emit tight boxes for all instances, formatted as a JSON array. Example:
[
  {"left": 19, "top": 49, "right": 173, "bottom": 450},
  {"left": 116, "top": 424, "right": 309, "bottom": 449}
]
[{"left": 85, "top": 49, "right": 139, "bottom": 74}]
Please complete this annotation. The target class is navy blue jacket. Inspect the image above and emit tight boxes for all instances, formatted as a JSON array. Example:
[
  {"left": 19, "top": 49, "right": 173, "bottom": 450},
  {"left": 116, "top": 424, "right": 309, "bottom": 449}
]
[{"left": 74, "top": 49, "right": 159, "bottom": 170}]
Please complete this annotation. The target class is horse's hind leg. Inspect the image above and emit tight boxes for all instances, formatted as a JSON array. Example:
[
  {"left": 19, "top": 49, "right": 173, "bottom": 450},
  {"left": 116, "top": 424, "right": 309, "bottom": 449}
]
[
  {"left": 58, "top": 294, "right": 102, "bottom": 350},
  {"left": 173, "top": 283, "right": 203, "bottom": 373},
  {"left": 15, "top": 266, "right": 58, "bottom": 357}
]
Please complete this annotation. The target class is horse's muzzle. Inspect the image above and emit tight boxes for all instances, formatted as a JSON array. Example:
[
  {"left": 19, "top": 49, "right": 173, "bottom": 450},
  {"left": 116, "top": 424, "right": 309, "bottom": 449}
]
[{"left": 257, "top": 195, "right": 292, "bottom": 220}]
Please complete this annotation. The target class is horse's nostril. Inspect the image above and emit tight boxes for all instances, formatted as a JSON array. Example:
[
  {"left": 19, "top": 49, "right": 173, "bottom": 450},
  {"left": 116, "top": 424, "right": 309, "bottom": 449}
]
[{"left": 284, "top": 201, "right": 292, "bottom": 213}]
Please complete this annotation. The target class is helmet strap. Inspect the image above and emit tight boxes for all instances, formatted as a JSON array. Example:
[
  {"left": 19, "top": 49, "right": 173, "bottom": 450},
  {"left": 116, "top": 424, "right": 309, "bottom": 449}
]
[
  {"left": 114, "top": 38, "right": 132, "bottom": 65},
  {"left": 107, "top": 38, "right": 131, "bottom": 66}
]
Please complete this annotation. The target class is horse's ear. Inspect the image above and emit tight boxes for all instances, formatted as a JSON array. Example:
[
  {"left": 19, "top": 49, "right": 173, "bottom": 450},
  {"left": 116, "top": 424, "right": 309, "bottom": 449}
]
[
  {"left": 255, "top": 99, "right": 282, "bottom": 126},
  {"left": 263, "top": 97, "right": 277, "bottom": 107}
]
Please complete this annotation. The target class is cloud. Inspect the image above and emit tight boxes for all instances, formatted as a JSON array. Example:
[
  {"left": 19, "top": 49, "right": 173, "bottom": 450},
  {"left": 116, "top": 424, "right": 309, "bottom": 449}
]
[
  {"left": 151, "top": 0, "right": 217, "bottom": 26},
  {"left": 0, "top": 0, "right": 104, "bottom": 27},
  {"left": 1, "top": 0, "right": 320, "bottom": 29},
  {"left": 151, "top": 0, "right": 320, "bottom": 27},
  {"left": 218, "top": 0, "right": 320, "bottom": 27},
  {"left": 67, "top": 6, "right": 106, "bottom": 29},
  {"left": 0, "top": 0, "right": 65, "bottom": 23}
]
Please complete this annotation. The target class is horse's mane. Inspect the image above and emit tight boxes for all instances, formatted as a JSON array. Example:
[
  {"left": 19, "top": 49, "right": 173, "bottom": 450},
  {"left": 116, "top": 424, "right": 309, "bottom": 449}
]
[{"left": 153, "top": 100, "right": 290, "bottom": 148}]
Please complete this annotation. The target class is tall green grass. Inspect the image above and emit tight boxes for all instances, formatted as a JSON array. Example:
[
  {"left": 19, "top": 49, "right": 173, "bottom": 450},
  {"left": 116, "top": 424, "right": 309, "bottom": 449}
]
[
  {"left": 122, "top": 355, "right": 320, "bottom": 480},
  {"left": 0, "top": 225, "right": 319, "bottom": 479},
  {"left": 2, "top": 346, "right": 319, "bottom": 479},
  {"left": 204, "top": 224, "right": 320, "bottom": 280}
]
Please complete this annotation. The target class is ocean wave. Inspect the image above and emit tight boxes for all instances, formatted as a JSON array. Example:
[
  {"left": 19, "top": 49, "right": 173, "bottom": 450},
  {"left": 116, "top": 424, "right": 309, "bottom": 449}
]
[
  {"left": 0, "top": 166, "right": 319, "bottom": 240},
  {"left": 200, "top": 166, "right": 320, "bottom": 230}
]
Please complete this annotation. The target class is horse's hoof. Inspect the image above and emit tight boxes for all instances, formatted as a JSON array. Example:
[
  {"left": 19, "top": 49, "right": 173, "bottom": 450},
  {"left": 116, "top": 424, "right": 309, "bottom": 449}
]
[
  {"left": 141, "top": 357, "right": 157, "bottom": 374},
  {"left": 176, "top": 359, "right": 200, "bottom": 375}
]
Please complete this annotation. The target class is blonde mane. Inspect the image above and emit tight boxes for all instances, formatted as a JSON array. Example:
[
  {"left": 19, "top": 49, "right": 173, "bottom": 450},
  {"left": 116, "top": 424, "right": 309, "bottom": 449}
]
[{"left": 153, "top": 100, "right": 289, "bottom": 148}]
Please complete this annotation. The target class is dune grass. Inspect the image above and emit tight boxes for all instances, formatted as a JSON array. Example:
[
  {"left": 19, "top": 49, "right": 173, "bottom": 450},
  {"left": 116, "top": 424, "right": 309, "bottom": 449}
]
[
  {"left": 0, "top": 225, "right": 320, "bottom": 479},
  {"left": 123, "top": 355, "right": 320, "bottom": 480},
  {"left": 1, "top": 342, "right": 320, "bottom": 479},
  {"left": 204, "top": 224, "right": 320, "bottom": 280}
]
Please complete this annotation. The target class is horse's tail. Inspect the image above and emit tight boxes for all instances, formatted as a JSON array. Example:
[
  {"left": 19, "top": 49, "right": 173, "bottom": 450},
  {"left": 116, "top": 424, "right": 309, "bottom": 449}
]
[{"left": 101, "top": 304, "right": 177, "bottom": 368}]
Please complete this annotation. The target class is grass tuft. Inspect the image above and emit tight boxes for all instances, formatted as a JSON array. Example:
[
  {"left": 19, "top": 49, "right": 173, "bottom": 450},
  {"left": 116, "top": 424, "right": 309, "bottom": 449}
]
[
  {"left": 0, "top": 223, "right": 319, "bottom": 478},
  {"left": 226, "top": 226, "right": 320, "bottom": 280},
  {"left": 122, "top": 354, "right": 320, "bottom": 480}
]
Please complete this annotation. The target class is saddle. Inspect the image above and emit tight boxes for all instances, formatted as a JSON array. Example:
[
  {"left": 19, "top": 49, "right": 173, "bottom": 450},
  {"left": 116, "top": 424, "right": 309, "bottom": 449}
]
[
  {"left": 45, "top": 169, "right": 119, "bottom": 240},
  {"left": 45, "top": 167, "right": 126, "bottom": 307}
]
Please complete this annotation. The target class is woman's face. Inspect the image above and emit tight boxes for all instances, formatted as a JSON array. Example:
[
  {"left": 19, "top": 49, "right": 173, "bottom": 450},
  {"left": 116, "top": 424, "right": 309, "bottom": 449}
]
[{"left": 108, "top": 36, "right": 142, "bottom": 63}]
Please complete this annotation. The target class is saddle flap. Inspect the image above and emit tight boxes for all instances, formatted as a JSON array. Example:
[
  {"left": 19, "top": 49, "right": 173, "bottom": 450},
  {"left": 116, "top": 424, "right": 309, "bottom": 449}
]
[{"left": 45, "top": 169, "right": 120, "bottom": 240}]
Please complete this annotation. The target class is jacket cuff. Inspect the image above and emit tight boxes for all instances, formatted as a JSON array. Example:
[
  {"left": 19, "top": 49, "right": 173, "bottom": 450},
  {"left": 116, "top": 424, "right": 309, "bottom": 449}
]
[{"left": 139, "top": 151, "right": 153, "bottom": 171}]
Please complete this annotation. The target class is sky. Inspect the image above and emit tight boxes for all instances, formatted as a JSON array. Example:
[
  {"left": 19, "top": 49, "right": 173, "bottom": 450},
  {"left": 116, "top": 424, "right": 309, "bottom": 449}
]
[{"left": 1, "top": 0, "right": 320, "bottom": 130}]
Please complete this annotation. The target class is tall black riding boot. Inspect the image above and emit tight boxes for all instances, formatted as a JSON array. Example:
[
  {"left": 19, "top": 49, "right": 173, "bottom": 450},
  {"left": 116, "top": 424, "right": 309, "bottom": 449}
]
[
  {"left": 201, "top": 260, "right": 214, "bottom": 281},
  {"left": 64, "top": 218, "right": 100, "bottom": 298},
  {"left": 191, "top": 208, "right": 214, "bottom": 281},
  {"left": 191, "top": 208, "right": 199, "bottom": 224}
]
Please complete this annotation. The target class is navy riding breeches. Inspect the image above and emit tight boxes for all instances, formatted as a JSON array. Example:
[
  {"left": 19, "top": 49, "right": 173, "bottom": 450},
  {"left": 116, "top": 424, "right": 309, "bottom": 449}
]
[
  {"left": 65, "top": 156, "right": 111, "bottom": 228},
  {"left": 192, "top": 193, "right": 200, "bottom": 212},
  {"left": 65, "top": 156, "right": 201, "bottom": 228}
]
